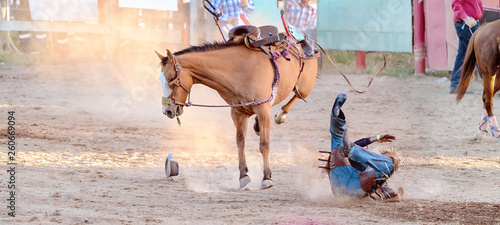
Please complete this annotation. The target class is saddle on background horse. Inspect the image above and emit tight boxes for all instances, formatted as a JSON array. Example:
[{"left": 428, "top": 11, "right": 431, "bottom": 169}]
[{"left": 228, "top": 25, "right": 318, "bottom": 58}]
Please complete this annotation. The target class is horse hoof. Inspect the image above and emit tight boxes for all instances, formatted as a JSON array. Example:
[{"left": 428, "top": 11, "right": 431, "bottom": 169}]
[
  {"left": 274, "top": 111, "right": 286, "bottom": 124},
  {"left": 260, "top": 180, "right": 273, "bottom": 190},
  {"left": 476, "top": 130, "right": 487, "bottom": 141},
  {"left": 239, "top": 176, "right": 251, "bottom": 189}
]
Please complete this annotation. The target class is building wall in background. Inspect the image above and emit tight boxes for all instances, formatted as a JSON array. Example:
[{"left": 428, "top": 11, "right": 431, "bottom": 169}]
[
  {"left": 316, "top": 0, "right": 412, "bottom": 52},
  {"left": 247, "top": 0, "right": 283, "bottom": 30}
]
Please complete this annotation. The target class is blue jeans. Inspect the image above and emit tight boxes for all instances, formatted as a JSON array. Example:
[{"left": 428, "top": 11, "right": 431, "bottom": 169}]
[
  {"left": 330, "top": 114, "right": 345, "bottom": 150},
  {"left": 450, "top": 22, "right": 481, "bottom": 89}
]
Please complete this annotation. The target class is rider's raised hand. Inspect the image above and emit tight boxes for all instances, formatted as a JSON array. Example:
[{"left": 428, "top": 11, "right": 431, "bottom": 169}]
[{"left": 377, "top": 134, "right": 396, "bottom": 143}]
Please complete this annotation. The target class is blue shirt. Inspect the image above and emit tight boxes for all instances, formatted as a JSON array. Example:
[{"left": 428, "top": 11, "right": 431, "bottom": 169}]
[{"left": 212, "top": 0, "right": 255, "bottom": 22}]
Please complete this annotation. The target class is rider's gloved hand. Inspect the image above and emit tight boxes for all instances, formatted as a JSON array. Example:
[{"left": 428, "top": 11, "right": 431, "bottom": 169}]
[{"left": 376, "top": 134, "right": 396, "bottom": 143}]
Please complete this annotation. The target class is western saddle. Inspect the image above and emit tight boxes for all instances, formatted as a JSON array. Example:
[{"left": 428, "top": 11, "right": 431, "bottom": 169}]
[{"left": 227, "top": 25, "right": 318, "bottom": 58}]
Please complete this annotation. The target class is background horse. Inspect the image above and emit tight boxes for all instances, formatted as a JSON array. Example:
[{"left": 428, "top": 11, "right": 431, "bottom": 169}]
[
  {"left": 156, "top": 38, "right": 317, "bottom": 189},
  {"left": 456, "top": 19, "right": 500, "bottom": 141}
]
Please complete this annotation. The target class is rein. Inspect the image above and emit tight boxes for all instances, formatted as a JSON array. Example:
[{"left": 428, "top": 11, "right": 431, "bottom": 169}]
[
  {"left": 315, "top": 42, "right": 387, "bottom": 94},
  {"left": 203, "top": 0, "right": 227, "bottom": 42}
]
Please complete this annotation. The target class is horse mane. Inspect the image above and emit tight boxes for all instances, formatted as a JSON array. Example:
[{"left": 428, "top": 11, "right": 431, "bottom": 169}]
[{"left": 173, "top": 39, "right": 244, "bottom": 56}]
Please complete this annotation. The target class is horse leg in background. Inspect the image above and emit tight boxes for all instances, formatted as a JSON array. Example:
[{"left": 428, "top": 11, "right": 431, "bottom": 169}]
[
  {"left": 274, "top": 95, "right": 299, "bottom": 124},
  {"left": 477, "top": 109, "right": 490, "bottom": 140},
  {"left": 253, "top": 116, "right": 260, "bottom": 135},
  {"left": 231, "top": 108, "right": 251, "bottom": 189},
  {"left": 255, "top": 104, "right": 273, "bottom": 189},
  {"left": 482, "top": 77, "right": 500, "bottom": 139}
]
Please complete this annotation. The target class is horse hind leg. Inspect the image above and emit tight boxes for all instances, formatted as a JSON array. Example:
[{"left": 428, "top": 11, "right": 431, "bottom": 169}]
[
  {"left": 476, "top": 109, "right": 489, "bottom": 141},
  {"left": 488, "top": 115, "right": 500, "bottom": 139},
  {"left": 253, "top": 116, "right": 260, "bottom": 136},
  {"left": 274, "top": 95, "right": 299, "bottom": 124},
  {"left": 482, "top": 75, "right": 500, "bottom": 139}
]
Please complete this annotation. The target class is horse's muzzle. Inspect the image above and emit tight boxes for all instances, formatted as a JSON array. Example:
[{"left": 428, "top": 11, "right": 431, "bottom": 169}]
[{"left": 163, "top": 104, "right": 183, "bottom": 119}]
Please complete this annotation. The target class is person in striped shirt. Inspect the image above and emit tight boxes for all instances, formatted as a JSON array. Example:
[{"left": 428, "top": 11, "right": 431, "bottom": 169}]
[
  {"left": 286, "top": 0, "right": 321, "bottom": 68},
  {"left": 285, "top": 0, "right": 317, "bottom": 32},
  {"left": 212, "top": 0, "right": 255, "bottom": 37}
]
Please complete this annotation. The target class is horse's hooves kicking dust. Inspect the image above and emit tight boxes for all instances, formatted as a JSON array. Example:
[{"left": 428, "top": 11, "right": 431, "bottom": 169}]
[
  {"left": 239, "top": 176, "right": 251, "bottom": 189},
  {"left": 476, "top": 130, "right": 487, "bottom": 141},
  {"left": 260, "top": 180, "right": 273, "bottom": 190}
]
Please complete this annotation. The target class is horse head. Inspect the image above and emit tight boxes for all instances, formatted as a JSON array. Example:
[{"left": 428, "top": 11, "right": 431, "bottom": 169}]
[{"left": 156, "top": 49, "right": 192, "bottom": 119}]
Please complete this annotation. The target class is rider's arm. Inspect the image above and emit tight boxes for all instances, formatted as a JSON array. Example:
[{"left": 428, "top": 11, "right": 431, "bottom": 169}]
[
  {"left": 354, "top": 137, "right": 372, "bottom": 147},
  {"left": 354, "top": 134, "right": 396, "bottom": 147}
]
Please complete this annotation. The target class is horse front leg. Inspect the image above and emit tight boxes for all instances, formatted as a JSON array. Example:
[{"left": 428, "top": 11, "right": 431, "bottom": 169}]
[
  {"left": 231, "top": 109, "right": 251, "bottom": 189},
  {"left": 257, "top": 106, "right": 273, "bottom": 189},
  {"left": 274, "top": 95, "right": 298, "bottom": 124}
]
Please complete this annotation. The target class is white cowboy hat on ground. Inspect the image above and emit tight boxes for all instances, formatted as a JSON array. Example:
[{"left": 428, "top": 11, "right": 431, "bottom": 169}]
[{"left": 165, "top": 153, "right": 179, "bottom": 180}]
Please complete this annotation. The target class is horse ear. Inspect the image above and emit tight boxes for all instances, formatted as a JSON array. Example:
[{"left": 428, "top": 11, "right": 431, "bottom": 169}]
[
  {"left": 166, "top": 49, "right": 174, "bottom": 62},
  {"left": 155, "top": 51, "right": 165, "bottom": 60}
]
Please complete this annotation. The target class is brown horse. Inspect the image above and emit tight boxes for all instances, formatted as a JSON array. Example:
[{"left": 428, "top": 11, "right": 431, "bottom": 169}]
[
  {"left": 156, "top": 38, "right": 317, "bottom": 189},
  {"left": 456, "top": 19, "right": 500, "bottom": 141}
]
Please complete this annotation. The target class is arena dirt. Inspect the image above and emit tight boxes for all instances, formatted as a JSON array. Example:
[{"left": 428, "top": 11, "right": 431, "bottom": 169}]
[{"left": 1, "top": 60, "right": 499, "bottom": 224}]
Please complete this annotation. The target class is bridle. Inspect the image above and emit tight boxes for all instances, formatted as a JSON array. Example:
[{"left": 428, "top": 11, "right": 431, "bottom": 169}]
[{"left": 161, "top": 56, "right": 191, "bottom": 107}]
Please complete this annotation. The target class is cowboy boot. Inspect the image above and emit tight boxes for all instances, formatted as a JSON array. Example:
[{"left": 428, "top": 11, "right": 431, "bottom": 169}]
[
  {"left": 330, "top": 92, "right": 347, "bottom": 150},
  {"left": 332, "top": 92, "right": 347, "bottom": 118}
]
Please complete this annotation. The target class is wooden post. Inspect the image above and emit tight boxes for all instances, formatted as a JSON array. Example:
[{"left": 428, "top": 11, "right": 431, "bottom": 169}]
[
  {"left": 413, "top": 0, "right": 426, "bottom": 75},
  {"left": 189, "top": 0, "right": 198, "bottom": 46},
  {"left": 0, "top": 0, "right": 9, "bottom": 52},
  {"left": 104, "top": 0, "right": 118, "bottom": 59},
  {"left": 355, "top": 51, "right": 366, "bottom": 71}
]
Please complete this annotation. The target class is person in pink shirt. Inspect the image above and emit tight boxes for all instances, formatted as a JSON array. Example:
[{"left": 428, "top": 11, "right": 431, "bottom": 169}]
[{"left": 449, "top": 0, "right": 483, "bottom": 94}]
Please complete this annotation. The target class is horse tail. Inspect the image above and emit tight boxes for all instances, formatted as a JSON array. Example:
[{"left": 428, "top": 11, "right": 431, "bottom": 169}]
[{"left": 456, "top": 32, "right": 478, "bottom": 104}]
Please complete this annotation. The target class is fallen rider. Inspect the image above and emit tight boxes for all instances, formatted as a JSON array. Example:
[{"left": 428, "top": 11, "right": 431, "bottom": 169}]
[{"left": 324, "top": 92, "right": 402, "bottom": 202}]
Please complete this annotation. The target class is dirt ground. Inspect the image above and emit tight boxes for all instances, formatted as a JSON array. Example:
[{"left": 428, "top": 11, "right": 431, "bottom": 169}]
[{"left": 1, "top": 58, "right": 499, "bottom": 225}]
